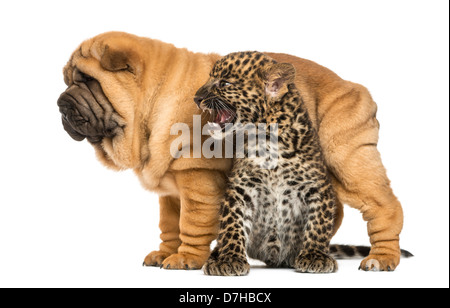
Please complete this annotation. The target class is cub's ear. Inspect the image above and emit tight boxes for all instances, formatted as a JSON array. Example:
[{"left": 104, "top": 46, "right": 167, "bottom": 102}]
[
  {"left": 260, "top": 63, "right": 296, "bottom": 98},
  {"left": 100, "top": 44, "right": 142, "bottom": 76}
]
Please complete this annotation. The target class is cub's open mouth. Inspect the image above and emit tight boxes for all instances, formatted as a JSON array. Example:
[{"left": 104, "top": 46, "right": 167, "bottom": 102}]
[{"left": 200, "top": 99, "right": 236, "bottom": 129}]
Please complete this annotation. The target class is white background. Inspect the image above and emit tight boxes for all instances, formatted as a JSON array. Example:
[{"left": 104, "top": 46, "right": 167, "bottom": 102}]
[{"left": 0, "top": 0, "right": 448, "bottom": 288}]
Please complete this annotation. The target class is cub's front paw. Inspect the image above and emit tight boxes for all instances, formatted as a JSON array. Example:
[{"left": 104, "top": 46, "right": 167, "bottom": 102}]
[
  {"left": 295, "top": 250, "right": 338, "bottom": 273},
  {"left": 203, "top": 255, "right": 250, "bottom": 276}
]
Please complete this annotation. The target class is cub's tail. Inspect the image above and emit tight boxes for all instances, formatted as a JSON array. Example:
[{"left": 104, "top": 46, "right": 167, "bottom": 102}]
[{"left": 329, "top": 244, "right": 414, "bottom": 259}]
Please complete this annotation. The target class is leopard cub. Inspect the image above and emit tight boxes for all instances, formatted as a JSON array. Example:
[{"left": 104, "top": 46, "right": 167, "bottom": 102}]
[{"left": 194, "top": 51, "right": 338, "bottom": 275}]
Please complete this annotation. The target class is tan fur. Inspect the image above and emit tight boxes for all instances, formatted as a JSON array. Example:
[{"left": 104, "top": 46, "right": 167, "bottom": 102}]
[{"left": 62, "top": 32, "right": 403, "bottom": 271}]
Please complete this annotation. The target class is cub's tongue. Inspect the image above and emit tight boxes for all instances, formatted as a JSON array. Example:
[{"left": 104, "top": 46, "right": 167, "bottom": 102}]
[{"left": 215, "top": 109, "right": 233, "bottom": 124}]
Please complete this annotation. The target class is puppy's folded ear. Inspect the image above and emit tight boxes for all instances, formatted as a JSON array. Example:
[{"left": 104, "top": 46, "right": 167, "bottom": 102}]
[{"left": 100, "top": 44, "right": 142, "bottom": 76}]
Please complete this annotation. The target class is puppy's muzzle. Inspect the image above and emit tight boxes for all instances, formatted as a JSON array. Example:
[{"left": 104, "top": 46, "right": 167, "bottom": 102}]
[{"left": 57, "top": 79, "right": 123, "bottom": 144}]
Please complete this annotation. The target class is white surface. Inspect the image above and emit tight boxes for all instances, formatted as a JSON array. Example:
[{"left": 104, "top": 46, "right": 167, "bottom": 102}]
[{"left": 0, "top": 0, "right": 448, "bottom": 288}]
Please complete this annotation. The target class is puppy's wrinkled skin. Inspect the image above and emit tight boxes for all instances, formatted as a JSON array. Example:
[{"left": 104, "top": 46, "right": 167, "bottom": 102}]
[
  {"left": 58, "top": 32, "right": 404, "bottom": 271},
  {"left": 58, "top": 74, "right": 124, "bottom": 143}
]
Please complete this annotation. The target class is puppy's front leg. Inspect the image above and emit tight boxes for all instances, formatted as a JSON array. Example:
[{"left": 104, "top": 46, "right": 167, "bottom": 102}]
[
  {"left": 160, "top": 169, "right": 226, "bottom": 270},
  {"left": 143, "top": 196, "right": 181, "bottom": 267}
]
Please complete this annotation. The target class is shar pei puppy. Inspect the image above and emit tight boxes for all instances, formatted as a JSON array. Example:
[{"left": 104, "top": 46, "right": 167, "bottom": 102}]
[{"left": 57, "top": 32, "right": 404, "bottom": 271}]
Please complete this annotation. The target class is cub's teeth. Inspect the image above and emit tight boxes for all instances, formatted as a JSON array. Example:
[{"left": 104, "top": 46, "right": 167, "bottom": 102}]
[{"left": 207, "top": 122, "right": 220, "bottom": 128}]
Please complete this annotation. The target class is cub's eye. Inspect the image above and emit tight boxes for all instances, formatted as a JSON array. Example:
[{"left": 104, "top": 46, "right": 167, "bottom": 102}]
[{"left": 218, "top": 80, "right": 232, "bottom": 88}]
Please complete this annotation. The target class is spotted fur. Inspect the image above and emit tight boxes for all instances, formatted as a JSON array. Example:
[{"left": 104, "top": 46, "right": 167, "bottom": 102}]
[{"left": 195, "top": 52, "right": 339, "bottom": 275}]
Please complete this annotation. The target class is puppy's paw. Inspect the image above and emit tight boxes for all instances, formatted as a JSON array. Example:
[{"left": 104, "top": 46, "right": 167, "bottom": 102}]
[
  {"left": 143, "top": 250, "right": 171, "bottom": 267},
  {"left": 359, "top": 254, "right": 399, "bottom": 272},
  {"left": 295, "top": 250, "right": 338, "bottom": 273},
  {"left": 161, "top": 253, "right": 206, "bottom": 270}
]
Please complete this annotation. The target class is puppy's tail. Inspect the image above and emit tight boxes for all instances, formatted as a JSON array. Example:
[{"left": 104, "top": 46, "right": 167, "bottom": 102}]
[{"left": 329, "top": 244, "right": 414, "bottom": 259}]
